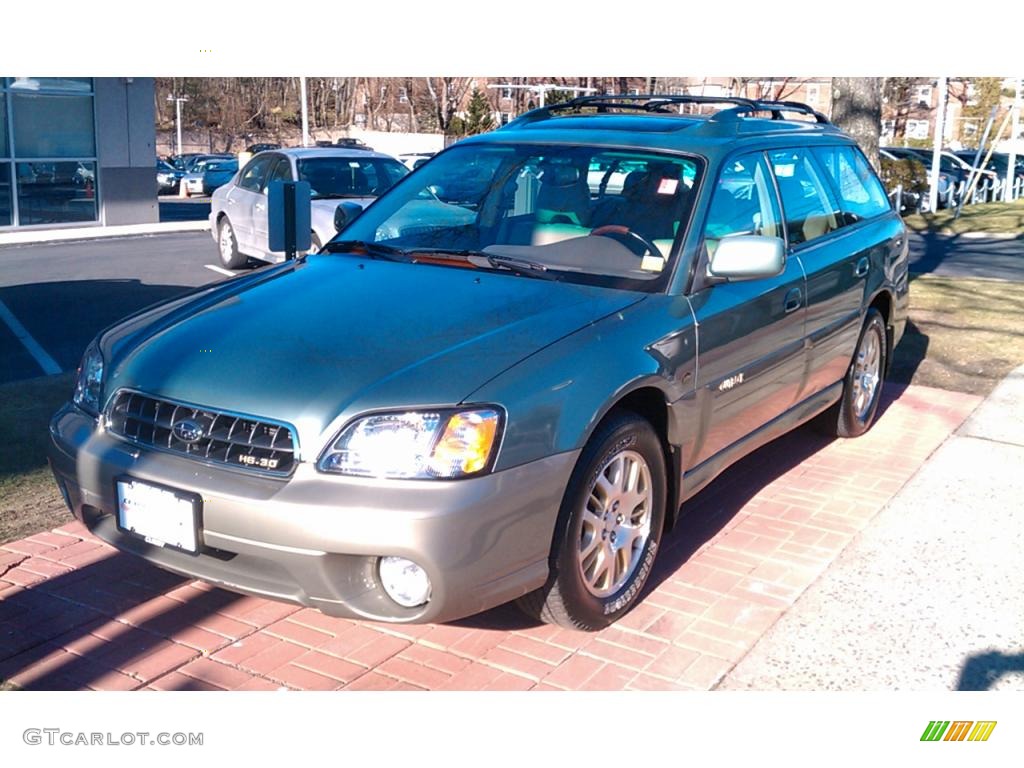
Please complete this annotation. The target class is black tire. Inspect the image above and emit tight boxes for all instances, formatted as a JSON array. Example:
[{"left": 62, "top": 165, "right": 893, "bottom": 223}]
[
  {"left": 217, "top": 218, "right": 246, "bottom": 269},
  {"left": 821, "top": 308, "right": 888, "bottom": 438},
  {"left": 517, "top": 410, "right": 666, "bottom": 631}
]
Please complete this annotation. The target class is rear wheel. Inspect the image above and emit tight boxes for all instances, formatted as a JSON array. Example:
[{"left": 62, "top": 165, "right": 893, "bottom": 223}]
[
  {"left": 218, "top": 218, "right": 246, "bottom": 269},
  {"left": 517, "top": 410, "right": 666, "bottom": 631},
  {"left": 821, "top": 308, "right": 888, "bottom": 438}
]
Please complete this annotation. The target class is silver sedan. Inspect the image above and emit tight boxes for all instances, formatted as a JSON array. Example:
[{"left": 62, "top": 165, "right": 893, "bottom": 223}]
[{"left": 208, "top": 147, "right": 409, "bottom": 268}]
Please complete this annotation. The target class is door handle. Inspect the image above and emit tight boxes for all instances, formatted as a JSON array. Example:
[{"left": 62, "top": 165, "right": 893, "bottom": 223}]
[
  {"left": 854, "top": 256, "right": 870, "bottom": 278},
  {"left": 784, "top": 287, "right": 802, "bottom": 313}
]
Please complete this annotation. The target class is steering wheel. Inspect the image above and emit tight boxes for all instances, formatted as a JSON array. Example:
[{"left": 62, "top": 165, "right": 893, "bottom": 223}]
[{"left": 588, "top": 225, "right": 661, "bottom": 258}]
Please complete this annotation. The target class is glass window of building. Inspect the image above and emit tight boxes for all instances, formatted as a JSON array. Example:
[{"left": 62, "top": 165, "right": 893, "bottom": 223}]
[{"left": 2, "top": 77, "right": 96, "bottom": 228}]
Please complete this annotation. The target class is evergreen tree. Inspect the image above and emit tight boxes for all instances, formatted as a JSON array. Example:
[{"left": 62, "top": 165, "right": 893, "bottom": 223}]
[{"left": 461, "top": 89, "right": 496, "bottom": 136}]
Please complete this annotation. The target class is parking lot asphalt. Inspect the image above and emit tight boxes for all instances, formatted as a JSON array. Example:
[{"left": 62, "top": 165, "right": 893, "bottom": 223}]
[
  {"left": 0, "top": 233, "right": 231, "bottom": 384},
  {"left": 907, "top": 231, "right": 1024, "bottom": 281},
  {"left": 0, "top": 383, "right": 981, "bottom": 690}
]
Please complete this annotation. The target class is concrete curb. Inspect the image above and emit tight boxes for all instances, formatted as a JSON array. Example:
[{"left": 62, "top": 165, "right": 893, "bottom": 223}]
[{"left": 0, "top": 221, "right": 211, "bottom": 247}]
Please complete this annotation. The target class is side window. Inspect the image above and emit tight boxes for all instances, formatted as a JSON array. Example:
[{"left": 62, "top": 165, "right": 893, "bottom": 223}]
[
  {"left": 769, "top": 149, "right": 843, "bottom": 246},
  {"left": 814, "top": 146, "right": 891, "bottom": 223},
  {"left": 375, "top": 159, "right": 409, "bottom": 188},
  {"left": 266, "top": 157, "right": 293, "bottom": 184},
  {"left": 237, "top": 156, "right": 274, "bottom": 192},
  {"left": 703, "top": 152, "right": 782, "bottom": 256}
]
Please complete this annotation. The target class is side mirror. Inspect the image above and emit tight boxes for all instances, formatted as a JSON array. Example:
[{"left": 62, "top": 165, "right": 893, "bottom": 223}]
[
  {"left": 707, "top": 235, "right": 785, "bottom": 281},
  {"left": 334, "top": 201, "right": 364, "bottom": 232}
]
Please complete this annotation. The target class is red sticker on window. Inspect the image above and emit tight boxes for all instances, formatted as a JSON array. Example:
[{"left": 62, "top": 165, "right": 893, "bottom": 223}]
[{"left": 657, "top": 178, "right": 679, "bottom": 195}]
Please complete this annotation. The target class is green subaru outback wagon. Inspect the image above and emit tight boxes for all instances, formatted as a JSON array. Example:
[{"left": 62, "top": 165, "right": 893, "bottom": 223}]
[{"left": 49, "top": 95, "right": 907, "bottom": 630}]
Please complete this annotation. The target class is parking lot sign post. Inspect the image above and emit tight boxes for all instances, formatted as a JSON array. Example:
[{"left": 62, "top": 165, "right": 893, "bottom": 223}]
[{"left": 268, "top": 181, "right": 312, "bottom": 260}]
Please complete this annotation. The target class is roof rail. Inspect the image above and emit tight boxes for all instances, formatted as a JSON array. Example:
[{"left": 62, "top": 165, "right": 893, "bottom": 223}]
[
  {"left": 712, "top": 100, "right": 831, "bottom": 125},
  {"left": 503, "top": 94, "right": 831, "bottom": 128}
]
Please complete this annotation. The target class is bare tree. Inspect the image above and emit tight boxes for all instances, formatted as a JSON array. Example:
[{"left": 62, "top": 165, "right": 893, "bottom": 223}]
[
  {"left": 423, "top": 77, "right": 474, "bottom": 133},
  {"left": 831, "top": 77, "right": 883, "bottom": 169}
]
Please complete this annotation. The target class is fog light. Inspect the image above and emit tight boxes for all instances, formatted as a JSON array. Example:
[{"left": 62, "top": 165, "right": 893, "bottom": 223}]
[{"left": 379, "top": 556, "right": 432, "bottom": 608}]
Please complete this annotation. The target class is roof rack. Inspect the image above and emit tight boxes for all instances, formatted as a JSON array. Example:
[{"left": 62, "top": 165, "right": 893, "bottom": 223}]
[
  {"left": 504, "top": 94, "right": 831, "bottom": 128},
  {"left": 715, "top": 99, "right": 830, "bottom": 124}
]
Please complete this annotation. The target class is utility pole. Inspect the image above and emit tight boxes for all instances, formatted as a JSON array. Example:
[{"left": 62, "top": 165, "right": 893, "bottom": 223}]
[
  {"left": 167, "top": 94, "right": 189, "bottom": 157},
  {"left": 928, "top": 77, "right": 948, "bottom": 213},
  {"left": 1005, "top": 78, "right": 1021, "bottom": 202},
  {"left": 299, "top": 77, "right": 310, "bottom": 147}
]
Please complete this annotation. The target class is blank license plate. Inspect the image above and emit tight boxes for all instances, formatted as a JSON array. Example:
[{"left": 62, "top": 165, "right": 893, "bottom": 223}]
[{"left": 116, "top": 478, "right": 200, "bottom": 554}]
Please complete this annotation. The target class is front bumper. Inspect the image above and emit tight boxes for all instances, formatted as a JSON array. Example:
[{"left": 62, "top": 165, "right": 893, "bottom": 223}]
[{"left": 48, "top": 403, "right": 577, "bottom": 624}]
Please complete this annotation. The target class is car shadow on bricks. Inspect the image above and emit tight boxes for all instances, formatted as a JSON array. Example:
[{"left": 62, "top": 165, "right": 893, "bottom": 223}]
[
  {"left": 457, "top": 380, "right": 933, "bottom": 633},
  {"left": 0, "top": 550, "right": 254, "bottom": 690},
  {"left": 457, "top": 419, "right": 843, "bottom": 633}
]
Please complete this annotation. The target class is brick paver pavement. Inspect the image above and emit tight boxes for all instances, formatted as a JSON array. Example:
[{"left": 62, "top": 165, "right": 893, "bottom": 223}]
[{"left": 0, "top": 384, "right": 980, "bottom": 691}]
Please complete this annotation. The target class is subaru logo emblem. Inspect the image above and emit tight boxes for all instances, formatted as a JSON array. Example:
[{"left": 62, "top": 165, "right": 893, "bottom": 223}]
[{"left": 172, "top": 418, "right": 204, "bottom": 444}]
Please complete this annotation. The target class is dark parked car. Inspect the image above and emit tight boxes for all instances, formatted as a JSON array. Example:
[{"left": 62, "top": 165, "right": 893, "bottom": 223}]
[
  {"left": 335, "top": 137, "right": 373, "bottom": 151},
  {"left": 882, "top": 147, "right": 974, "bottom": 207},
  {"left": 879, "top": 149, "right": 929, "bottom": 213},
  {"left": 170, "top": 153, "right": 234, "bottom": 174},
  {"left": 954, "top": 151, "right": 1024, "bottom": 196},
  {"left": 156, "top": 159, "right": 184, "bottom": 194},
  {"left": 50, "top": 95, "right": 907, "bottom": 630},
  {"left": 181, "top": 157, "right": 239, "bottom": 196},
  {"left": 246, "top": 143, "right": 281, "bottom": 154}
]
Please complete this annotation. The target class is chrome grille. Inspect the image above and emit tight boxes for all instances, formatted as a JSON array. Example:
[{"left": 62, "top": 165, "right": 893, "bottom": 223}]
[{"left": 106, "top": 391, "right": 296, "bottom": 475}]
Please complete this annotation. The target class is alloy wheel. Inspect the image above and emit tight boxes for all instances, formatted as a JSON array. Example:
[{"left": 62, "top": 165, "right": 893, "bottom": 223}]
[{"left": 577, "top": 449, "right": 653, "bottom": 598}]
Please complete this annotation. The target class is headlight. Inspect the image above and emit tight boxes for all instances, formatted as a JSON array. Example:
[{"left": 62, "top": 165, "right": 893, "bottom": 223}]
[
  {"left": 318, "top": 407, "right": 502, "bottom": 479},
  {"left": 73, "top": 341, "right": 104, "bottom": 416}
]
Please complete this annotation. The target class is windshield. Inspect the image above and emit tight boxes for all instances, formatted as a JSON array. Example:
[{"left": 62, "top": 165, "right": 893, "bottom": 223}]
[
  {"left": 333, "top": 142, "right": 703, "bottom": 291},
  {"left": 297, "top": 156, "right": 408, "bottom": 199}
]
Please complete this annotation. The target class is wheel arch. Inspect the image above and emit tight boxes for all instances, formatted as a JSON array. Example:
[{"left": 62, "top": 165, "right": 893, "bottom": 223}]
[
  {"left": 867, "top": 288, "right": 894, "bottom": 375},
  {"left": 585, "top": 383, "right": 683, "bottom": 532}
]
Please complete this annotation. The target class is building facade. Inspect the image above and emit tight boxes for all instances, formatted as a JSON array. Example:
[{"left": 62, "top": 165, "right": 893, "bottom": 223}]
[{"left": 0, "top": 77, "right": 156, "bottom": 230}]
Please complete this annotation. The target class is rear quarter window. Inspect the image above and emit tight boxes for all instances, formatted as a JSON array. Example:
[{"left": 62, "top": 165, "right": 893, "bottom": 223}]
[{"left": 813, "top": 146, "right": 892, "bottom": 223}]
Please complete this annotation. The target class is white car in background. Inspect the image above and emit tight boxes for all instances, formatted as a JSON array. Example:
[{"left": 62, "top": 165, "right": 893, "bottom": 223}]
[
  {"left": 398, "top": 152, "right": 436, "bottom": 171},
  {"left": 209, "top": 147, "right": 409, "bottom": 268}
]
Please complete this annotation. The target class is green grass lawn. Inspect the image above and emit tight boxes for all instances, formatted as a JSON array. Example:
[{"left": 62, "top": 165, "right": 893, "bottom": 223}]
[
  {"left": 889, "top": 275, "right": 1024, "bottom": 396},
  {"left": 903, "top": 199, "right": 1024, "bottom": 235},
  {"left": 0, "top": 373, "right": 75, "bottom": 545}
]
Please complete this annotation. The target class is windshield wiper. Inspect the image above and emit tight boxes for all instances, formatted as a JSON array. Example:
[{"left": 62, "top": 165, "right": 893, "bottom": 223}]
[
  {"left": 320, "top": 240, "right": 410, "bottom": 262},
  {"left": 485, "top": 253, "right": 559, "bottom": 280},
  {"left": 404, "top": 248, "right": 557, "bottom": 280},
  {"left": 407, "top": 247, "right": 488, "bottom": 260}
]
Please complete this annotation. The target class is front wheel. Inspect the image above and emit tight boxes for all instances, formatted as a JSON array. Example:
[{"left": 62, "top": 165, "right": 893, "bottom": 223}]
[
  {"left": 822, "top": 308, "right": 888, "bottom": 438},
  {"left": 517, "top": 410, "right": 666, "bottom": 631}
]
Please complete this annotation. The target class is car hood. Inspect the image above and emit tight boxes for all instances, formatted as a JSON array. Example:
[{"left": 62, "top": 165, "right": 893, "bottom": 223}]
[
  {"left": 311, "top": 197, "right": 375, "bottom": 213},
  {"left": 310, "top": 198, "right": 375, "bottom": 242},
  {"left": 102, "top": 256, "right": 644, "bottom": 455}
]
